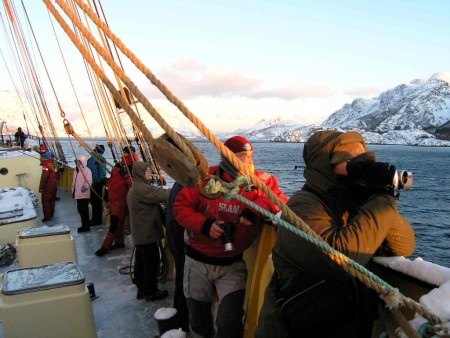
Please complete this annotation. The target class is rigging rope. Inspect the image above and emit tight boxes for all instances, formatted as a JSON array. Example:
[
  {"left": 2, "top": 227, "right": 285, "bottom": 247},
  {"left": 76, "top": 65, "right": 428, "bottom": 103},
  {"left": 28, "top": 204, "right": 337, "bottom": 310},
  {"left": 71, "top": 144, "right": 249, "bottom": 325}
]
[
  {"left": 89, "top": 0, "right": 164, "bottom": 183},
  {"left": 43, "top": 0, "right": 158, "bottom": 166},
  {"left": 53, "top": 0, "right": 197, "bottom": 163},
  {"left": 1, "top": 0, "right": 67, "bottom": 163}
]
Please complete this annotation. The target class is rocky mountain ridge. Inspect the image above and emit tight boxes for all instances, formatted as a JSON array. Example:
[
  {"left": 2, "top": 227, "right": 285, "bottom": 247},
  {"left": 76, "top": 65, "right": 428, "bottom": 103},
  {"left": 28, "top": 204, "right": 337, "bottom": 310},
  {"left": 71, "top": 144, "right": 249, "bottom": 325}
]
[{"left": 220, "top": 73, "right": 450, "bottom": 146}]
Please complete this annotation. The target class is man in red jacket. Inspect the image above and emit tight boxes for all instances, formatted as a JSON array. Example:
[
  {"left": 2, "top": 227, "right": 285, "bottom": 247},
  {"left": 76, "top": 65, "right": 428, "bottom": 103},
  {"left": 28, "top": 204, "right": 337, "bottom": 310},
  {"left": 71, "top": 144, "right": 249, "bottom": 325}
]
[
  {"left": 173, "top": 136, "right": 287, "bottom": 338},
  {"left": 39, "top": 151, "right": 58, "bottom": 222}
]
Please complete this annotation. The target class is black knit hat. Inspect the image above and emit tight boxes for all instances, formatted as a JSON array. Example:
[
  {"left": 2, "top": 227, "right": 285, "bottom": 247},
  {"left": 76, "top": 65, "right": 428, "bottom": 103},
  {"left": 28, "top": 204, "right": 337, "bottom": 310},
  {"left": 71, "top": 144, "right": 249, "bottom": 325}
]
[{"left": 95, "top": 144, "right": 105, "bottom": 154}]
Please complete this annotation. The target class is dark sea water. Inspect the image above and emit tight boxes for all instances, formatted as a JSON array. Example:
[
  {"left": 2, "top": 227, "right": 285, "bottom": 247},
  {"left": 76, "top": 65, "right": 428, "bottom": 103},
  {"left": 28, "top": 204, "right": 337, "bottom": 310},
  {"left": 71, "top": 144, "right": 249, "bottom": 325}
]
[{"left": 59, "top": 139, "right": 450, "bottom": 268}]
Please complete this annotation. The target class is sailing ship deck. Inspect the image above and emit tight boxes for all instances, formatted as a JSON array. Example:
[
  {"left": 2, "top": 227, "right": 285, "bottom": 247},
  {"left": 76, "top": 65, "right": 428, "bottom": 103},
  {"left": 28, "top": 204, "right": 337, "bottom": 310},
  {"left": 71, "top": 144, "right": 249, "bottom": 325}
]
[{"left": 0, "top": 186, "right": 173, "bottom": 338}]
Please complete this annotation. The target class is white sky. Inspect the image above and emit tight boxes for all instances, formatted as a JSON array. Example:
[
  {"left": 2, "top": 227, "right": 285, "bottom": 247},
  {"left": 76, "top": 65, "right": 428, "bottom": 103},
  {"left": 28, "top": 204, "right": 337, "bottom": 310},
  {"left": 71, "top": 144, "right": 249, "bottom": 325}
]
[{"left": 1, "top": 0, "right": 449, "bottom": 132}]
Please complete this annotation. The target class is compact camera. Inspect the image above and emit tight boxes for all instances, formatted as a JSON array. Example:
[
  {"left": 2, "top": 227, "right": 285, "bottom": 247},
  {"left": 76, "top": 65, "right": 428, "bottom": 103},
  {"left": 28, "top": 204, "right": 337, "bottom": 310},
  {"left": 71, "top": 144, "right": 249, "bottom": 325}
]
[{"left": 219, "top": 222, "right": 234, "bottom": 252}]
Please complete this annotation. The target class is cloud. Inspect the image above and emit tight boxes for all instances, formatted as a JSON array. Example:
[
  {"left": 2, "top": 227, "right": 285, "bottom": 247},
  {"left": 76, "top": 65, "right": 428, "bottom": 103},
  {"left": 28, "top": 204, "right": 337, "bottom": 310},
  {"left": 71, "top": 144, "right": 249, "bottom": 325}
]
[
  {"left": 344, "top": 86, "right": 380, "bottom": 97},
  {"left": 170, "top": 59, "right": 208, "bottom": 72},
  {"left": 249, "top": 85, "right": 331, "bottom": 100},
  {"left": 144, "top": 59, "right": 331, "bottom": 101}
]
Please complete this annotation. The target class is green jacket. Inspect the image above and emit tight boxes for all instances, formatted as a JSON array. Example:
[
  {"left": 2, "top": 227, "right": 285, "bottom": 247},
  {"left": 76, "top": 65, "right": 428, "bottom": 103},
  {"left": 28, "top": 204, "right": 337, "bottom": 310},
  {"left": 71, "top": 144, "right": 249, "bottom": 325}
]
[
  {"left": 256, "top": 130, "right": 415, "bottom": 337},
  {"left": 127, "top": 162, "right": 171, "bottom": 245}
]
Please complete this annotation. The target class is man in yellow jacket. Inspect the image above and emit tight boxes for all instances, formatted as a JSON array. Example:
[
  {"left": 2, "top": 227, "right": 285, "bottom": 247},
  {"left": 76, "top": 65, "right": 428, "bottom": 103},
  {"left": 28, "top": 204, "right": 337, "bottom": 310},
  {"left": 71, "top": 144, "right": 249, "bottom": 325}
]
[{"left": 257, "top": 130, "right": 415, "bottom": 338}]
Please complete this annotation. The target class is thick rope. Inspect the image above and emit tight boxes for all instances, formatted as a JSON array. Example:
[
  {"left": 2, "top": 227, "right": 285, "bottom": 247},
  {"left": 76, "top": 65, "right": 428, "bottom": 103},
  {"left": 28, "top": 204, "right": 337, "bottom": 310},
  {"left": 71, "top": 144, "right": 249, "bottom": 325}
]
[
  {"left": 391, "top": 309, "right": 422, "bottom": 338},
  {"left": 381, "top": 306, "right": 402, "bottom": 338}
]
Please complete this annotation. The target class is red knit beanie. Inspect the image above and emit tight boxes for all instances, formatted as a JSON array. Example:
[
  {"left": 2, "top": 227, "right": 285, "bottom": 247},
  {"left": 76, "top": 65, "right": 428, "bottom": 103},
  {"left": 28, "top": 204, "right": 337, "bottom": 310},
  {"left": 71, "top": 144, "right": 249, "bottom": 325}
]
[{"left": 224, "top": 136, "right": 253, "bottom": 153}]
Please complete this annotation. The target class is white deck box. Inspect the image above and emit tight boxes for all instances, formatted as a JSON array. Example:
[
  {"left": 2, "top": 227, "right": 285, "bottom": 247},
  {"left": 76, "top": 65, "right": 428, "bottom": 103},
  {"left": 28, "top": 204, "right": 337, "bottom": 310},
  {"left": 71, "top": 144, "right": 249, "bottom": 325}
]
[
  {"left": 0, "top": 262, "right": 96, "bottom": 338},
  {"left": 0, "top": 187, "right": 38, "bottom": 245},
  {"left": 15, "top": 225, "right": 78, "bottom": 268}
]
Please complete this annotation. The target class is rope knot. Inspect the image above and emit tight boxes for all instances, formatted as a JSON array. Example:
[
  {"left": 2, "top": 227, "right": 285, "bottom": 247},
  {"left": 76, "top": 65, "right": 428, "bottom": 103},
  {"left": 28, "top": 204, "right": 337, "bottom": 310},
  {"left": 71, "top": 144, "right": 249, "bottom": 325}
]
[
  {"left": 202, "top": 176, "right": 252, "bottom": 200},
  {"left": 380, "top": 287, "right": 401, "bottom": 310}
]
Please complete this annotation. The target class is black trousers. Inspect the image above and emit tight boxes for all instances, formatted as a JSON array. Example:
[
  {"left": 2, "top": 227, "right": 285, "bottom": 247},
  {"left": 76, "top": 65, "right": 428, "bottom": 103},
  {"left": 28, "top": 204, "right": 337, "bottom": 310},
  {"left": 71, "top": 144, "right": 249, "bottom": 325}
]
[
  {"left": 134, "top": 243, "right": 160, "bottom": 296},
  {"left": 166, "top": 219, "right": 189, "bottom": 331},
  {"left": 89, "top": 182, "right": 104, "bottom": 223},
  {"left": 174, "top": 256, "right": 189, "bottom": 331},
  {"left": 77, "top": 199, "right": 90, "bottom": 227},
  {"left": 187, "top": 289, "right": 245, "bottom": 338}
]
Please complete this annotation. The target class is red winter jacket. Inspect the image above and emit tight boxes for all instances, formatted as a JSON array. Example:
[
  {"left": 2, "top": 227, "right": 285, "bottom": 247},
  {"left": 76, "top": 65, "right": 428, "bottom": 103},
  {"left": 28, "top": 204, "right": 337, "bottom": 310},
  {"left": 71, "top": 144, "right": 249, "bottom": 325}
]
[
  {"left": 173, "top": 166, "right": 282, "bottom": 264},
  {"left": 107, "top": 166, "right": 132, "bottom": 219},
  {"left": 39, "top": 160, "right": 58, "bottom": 194},
  {"left": 254, "top": 170, "right": 288, "bottom": 210}
]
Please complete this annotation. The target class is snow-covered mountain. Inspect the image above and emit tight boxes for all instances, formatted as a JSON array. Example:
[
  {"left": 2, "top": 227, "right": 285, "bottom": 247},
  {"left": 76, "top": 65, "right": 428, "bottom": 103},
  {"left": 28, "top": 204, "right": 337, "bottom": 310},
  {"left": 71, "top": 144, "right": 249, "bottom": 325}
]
[
  {"left": 322, "top": 72, "right": 450, "bottom": 134},
  {"left": 218, "top": 117, "right": 303, "bottom": 140},
  {"left": 2, "top": 73, "right": 450, "bottom": 146},
  {"left": 227, "top": 73, "right": 450, "bottom": 146}
]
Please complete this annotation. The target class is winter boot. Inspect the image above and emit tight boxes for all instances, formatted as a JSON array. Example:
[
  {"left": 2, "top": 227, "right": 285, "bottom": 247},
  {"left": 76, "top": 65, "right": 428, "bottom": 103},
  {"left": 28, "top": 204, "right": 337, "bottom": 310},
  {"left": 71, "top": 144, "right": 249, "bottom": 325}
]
[
  {"left": 146, "top": 289, "right": 169, "bottom": 301},
  {"left": 95, "top": 232, "right": 115, "bottom": 256},
  {"left": 110, "top": 242, "right": 125, "bottom": 250}
]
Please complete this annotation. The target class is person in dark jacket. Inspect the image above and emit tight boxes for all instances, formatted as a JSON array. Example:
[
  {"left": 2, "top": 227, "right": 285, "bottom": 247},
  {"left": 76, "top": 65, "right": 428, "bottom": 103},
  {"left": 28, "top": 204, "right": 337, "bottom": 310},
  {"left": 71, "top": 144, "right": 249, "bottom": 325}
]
[
  {"left": 14, "top": 127, "right": 27, "bottom": 148},
  {"left": 165, "top": 181, "right": 190, "bottom": 332},
  {"left": 173, "top": 135, "right": 287, "bottom": 338},
  {"left": 39, "top": 151, "right": 58, "bottom": 222},
  {"left": 256, "top": 130, "right": 416, "bottom": 338},
  {"left": 87, "top": 144, "right": 106, "bottom": 225},
  {"left": 127, "top": 162, "right": 171, "bottom": 301}
]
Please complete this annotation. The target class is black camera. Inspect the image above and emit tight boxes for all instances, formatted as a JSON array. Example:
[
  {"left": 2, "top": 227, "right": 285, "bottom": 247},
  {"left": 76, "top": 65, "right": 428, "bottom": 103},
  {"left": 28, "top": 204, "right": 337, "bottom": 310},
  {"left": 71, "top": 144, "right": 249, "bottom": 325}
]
[
  {"left": 218, "top": 222, "right": 234, "bottom": 252},
  {"left": 347, "top": 159, "right": 413, "bottom": 196}
]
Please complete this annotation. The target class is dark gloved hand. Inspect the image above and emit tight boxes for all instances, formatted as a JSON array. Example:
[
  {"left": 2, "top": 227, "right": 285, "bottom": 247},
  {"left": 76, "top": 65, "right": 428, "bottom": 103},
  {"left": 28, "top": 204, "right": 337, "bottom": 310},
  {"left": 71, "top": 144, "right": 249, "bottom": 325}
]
[
  {"left": 346, "top": 153, "right": 396, "bottom": 196},
  {"left": 119, "top": 166, "right": 128, "bottom": 176},
  {"left": 240, "top": 208, "right": 259, "bottom": 223},
  {"left": 201, "top": 218, "right": 216, "bottom": 237}
]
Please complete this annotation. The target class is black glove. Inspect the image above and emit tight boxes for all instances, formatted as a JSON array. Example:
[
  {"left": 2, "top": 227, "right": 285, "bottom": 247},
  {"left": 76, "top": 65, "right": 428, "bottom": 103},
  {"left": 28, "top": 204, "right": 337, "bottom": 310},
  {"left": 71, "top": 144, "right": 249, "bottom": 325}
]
[
  {"left": 201, "top": 218, "right": 216, "bottom": 237},
  {"left": 346, "top": 153, "right": 396, "bottom": 196},
  {"left": 240, "top": 208, "right": 259, "bottom": 223},
  {"left": 119, "top": 166, "right": 128, "bottom": 176}
]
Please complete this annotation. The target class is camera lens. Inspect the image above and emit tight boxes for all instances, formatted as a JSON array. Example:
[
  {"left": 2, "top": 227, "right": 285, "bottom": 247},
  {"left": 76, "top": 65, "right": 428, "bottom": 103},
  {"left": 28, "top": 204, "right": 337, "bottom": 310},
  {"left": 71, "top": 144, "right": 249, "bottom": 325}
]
[
  {"left": 219, "top": 222, "right": 235, "bottom": 252},
  {"left": 224, "top": 242, "right": 234, "bottom": 252},
  {"left": 393, "top": 170, "right": 413, "bottom": 190}
]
